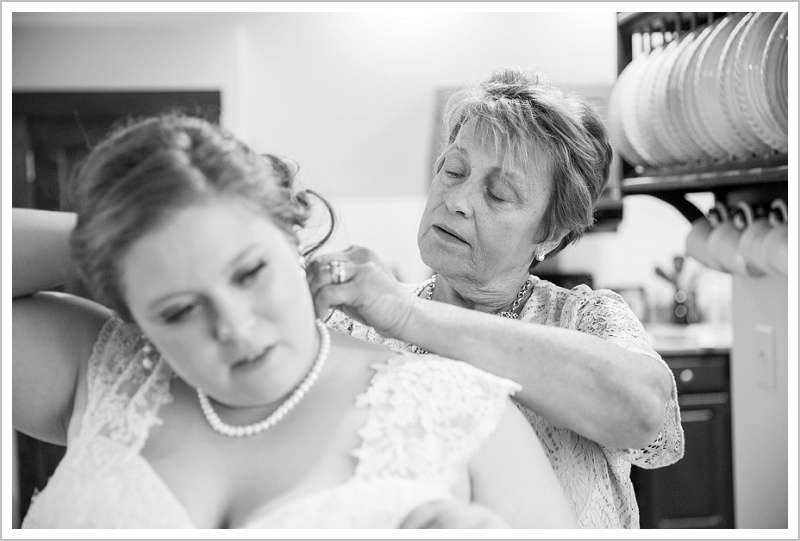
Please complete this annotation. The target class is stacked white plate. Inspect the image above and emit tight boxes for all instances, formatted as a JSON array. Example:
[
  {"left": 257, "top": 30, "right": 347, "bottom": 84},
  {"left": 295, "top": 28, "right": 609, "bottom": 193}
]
[
  {"left": 608, "top": 51, "right": 652, "bottom": 166},
  {"left": 733, "top": 12, "right": 785, "bottom": 153},
  {"left": 608, "top": 12, "right": 789, "bottom": 169},
  {"left": 651, "top": 32, "right": 703, "bottom": 164},
  {"left": 666, "top": 23, "right": 724, "bottom": 163},
  {"left": 764, "top": 12, "right": 789, "bottom": 148}
]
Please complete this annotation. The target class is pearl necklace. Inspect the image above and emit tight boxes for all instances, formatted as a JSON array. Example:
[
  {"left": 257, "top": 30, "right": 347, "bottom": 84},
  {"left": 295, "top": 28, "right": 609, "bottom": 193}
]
[
  {"left": 412, "top": 274, "right": 532, "bottom": 355},
  {"left": 196, "top": 319, "right": 331, "bottom": 438}
]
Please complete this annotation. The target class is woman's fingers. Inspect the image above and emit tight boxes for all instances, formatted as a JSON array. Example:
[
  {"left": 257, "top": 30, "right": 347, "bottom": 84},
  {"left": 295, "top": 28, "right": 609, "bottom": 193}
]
[
  {"left": 399, "top": 499, "right": 510, "bottom": 529},
  {"left": 310, "top": 245, "right": 372, "bottom": 270},
  {"left": 307, "top": 257, "right": 370, "bottom": 322},
  {"left": 310, "top": 259, "right": 357, "bottom": 287},
  {"left": 399, "top": 499, "right": 451, "bottom": 529},
  {"left": 310, "top": 279, "right": 367, "bottom": 325},
  {"left": 306, "top": 247, "right": 415, "bottom": 337},
  {"left": 307, "top": 252, "right": 359, "bottom": 291}
]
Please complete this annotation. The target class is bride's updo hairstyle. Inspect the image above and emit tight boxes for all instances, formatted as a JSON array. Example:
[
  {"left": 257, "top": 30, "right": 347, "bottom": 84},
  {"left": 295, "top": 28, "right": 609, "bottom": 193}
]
[{"left": 68, "top": 113, "right": 333, "bottom": 321}]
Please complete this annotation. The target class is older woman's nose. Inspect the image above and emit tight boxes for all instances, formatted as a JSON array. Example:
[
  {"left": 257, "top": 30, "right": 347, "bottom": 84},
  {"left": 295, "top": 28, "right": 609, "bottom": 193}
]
[{"left": 443, "top": 179, "right": 476, "bottom": 218}]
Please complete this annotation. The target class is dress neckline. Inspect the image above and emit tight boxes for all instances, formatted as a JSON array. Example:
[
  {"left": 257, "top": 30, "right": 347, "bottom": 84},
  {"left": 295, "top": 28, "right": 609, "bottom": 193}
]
[{"left": 131, "top": 351, "right": 418, "bottom": 528}]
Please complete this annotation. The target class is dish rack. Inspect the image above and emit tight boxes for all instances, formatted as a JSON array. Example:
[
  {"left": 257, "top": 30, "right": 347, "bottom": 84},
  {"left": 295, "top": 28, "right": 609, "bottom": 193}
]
[{"left": 613, "top": 12, "right": 788, "bottom": 238}]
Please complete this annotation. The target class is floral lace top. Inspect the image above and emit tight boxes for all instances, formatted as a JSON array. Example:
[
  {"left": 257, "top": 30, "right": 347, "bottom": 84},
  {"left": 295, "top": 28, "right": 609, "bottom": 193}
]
[
  {"left": 326, "top": 275, "right": 685, "bottom": 529},
  {"left": 22, "top": 315, "right": 522, "bottom": 529}
]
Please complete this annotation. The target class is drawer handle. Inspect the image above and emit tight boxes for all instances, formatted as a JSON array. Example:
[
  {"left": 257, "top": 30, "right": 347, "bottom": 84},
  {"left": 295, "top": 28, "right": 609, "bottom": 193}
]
[{"left": 679, "top": 369, "right": 695, "bottom": 383}]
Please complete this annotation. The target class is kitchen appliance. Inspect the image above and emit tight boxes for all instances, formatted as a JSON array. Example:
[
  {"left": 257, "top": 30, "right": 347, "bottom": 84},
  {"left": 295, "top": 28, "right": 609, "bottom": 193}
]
[{"left": 631, "top": 347, "right": 734, "bottom": 528}]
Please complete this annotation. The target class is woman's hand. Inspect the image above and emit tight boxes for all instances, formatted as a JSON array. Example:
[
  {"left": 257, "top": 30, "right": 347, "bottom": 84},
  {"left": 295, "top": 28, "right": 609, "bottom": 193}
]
[
  {"left": 305, "top": 245, "right": 417, "bottom": 338},
  {"left": 399, "top": 499, "right": 510, "bottom": 529}
]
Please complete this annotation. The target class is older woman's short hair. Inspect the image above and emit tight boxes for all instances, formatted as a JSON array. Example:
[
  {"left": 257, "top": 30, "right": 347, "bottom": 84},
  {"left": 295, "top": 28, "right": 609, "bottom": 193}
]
[{"left": 438, "top": 67, "right": 613, "bottom": 264}]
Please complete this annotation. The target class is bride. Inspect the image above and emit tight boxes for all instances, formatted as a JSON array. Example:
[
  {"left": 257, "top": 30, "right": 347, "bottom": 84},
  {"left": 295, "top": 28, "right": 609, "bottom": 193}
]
[{"left": 12, "top": 113, "right": 577, "bottom": 529}]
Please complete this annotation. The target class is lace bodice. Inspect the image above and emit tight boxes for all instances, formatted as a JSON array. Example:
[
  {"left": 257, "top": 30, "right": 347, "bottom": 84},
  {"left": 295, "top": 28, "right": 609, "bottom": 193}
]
[
  {"left": 327, "top": 275, "right": 685, "bottom": 529},
  {"left": 22, "top": 316, "right": 521, "bottom": 529}
]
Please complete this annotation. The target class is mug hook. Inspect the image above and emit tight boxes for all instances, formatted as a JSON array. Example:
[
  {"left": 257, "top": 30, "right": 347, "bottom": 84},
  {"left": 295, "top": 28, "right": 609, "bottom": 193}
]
[
  {"left": 769, "top": 199, "right": 787, "bottom": 226},
  {"left": 734, "top": 201, "right": 754, "bottom": 230}
]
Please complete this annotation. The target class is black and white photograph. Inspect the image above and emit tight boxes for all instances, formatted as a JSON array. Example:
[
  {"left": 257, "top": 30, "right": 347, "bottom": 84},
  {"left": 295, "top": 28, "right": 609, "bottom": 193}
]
[{"left": 3, "top": 2, "right": 796, "bottom": 536}]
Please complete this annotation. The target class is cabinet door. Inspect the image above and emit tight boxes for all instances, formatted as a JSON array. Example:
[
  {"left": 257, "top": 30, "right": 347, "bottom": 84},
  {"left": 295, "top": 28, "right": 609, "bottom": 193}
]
[{"left": 633, "top": 392, "right": 734, "bottom": 528}]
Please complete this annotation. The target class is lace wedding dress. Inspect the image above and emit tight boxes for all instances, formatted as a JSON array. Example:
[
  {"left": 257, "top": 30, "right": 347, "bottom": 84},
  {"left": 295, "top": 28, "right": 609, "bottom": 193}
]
[
  {"left": 21, "top": 316, "right": 520, "bottom": 529},
  {"left": 327, "top": 276, "right": 685, "bottom": 529}
]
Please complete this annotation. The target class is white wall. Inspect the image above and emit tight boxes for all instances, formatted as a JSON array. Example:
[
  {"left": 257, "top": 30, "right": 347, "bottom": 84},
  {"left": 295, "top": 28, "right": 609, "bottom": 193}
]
[
  {"left": 13, "top": 11, "right": 618, "bottom": 197},
  {"left": 10, "top": 9, "right": 713, "bottom": 300},
  {"left": 12, "top": 23, "right": 245, "bottom": 129},
  {"left": 238, "top": 12, "right": 618, "bottom": 199},
  {"left": 12, "top": 10, "right": 621, "bottom": 283},
  {"left": 730, "top": 276, "right": 790, "bottom": 528},
  {"left": 11, "top": 10, "right": 727, "bottom": 302}
]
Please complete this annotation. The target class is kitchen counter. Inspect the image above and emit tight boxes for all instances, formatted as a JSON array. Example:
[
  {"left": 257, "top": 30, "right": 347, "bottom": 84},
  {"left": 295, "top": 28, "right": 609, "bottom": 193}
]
[{"left": 644, "top": 322, "right": 732, "bottom": 355}]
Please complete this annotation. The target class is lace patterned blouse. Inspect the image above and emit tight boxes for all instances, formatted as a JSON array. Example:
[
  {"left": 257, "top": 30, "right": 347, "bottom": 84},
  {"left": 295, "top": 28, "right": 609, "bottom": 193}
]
[
  {"left": 22, "top": 315, "right": 522, "bottom": 529},
  {"left": 326, "top": 275, "right": 685, "bottom": 529}
]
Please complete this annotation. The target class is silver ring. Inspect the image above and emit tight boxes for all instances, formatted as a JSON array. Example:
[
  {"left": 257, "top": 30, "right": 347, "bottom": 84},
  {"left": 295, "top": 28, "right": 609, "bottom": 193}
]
[{"left": 329, "top": 260, "right": 346, "bottom": 285}]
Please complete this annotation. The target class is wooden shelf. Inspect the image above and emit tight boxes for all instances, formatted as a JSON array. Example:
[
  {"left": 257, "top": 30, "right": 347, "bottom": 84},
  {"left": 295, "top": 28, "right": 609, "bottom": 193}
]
[{"left": 621, "top": 154, "right": 789, "bottom": 196}]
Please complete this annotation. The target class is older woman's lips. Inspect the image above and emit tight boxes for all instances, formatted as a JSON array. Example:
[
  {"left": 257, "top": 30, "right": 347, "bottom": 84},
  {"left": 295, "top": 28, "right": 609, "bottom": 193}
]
[{"left": 432, "top": 225, "right": 469, "bottom": 245}]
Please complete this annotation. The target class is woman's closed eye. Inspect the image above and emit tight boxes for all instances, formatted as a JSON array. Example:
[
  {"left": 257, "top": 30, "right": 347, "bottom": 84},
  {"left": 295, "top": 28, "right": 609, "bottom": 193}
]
[
  {"left": 161, "top": 302, "right": 199, "bottom": 324},
  {"left": 234, "top": 260, "right": 267, "bottom": 287},
  {"left": 440, "top": 154, "right": 467, "bottom": 182},
  {"left": 486, "top": 176, "right": 520, "bottom": 205},
  {"left": 486, "top": 184, "right": 514, "bottom": 203}
]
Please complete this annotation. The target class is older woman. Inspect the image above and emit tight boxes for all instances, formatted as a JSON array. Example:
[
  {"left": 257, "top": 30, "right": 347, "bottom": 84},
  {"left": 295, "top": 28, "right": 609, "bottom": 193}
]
[{"left": 307, "top": 67, "right": 684, "bottom": 529}]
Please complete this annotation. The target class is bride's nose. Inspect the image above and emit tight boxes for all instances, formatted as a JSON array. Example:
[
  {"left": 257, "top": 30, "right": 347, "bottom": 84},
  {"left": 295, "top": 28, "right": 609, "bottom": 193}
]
[{"left": 212, "top": 298, "right": 256, "bottom": 345}]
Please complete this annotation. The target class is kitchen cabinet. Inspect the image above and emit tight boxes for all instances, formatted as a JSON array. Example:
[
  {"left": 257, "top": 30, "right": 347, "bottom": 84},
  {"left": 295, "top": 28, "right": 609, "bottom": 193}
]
[
  {"left": 631, "top": 349, "right": 735, "bottom": 528},
  {"left": 12, "top": 91, "right": 222, "bottom": 211}
]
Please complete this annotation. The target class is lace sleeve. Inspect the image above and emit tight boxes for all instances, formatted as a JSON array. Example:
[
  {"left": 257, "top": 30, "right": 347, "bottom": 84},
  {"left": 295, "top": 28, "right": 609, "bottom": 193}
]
[
  {"left": 86, "top": 315, "right": 143, "bottom": 400},
  {"left": 83, "top": 315, "right": 174, "bottom": 449},
  {"left": 353, "top": 355, "right": 522, "bottom": 484},
  {"left": 565, "top": 287, "right": 684, "bottom": 469}
]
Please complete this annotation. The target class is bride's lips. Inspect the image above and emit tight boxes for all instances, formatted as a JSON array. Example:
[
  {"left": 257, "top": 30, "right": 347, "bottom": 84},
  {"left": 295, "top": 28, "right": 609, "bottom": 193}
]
[
  {"left": 432, "top": 224, "right": 469, "bottom": 245},
  {"left": 231, "top": 346, "right": 273, "bottom": 371}
]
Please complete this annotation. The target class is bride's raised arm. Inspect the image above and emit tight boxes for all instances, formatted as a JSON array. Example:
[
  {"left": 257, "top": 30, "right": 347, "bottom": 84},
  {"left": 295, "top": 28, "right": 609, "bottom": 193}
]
[{"left": 13, "top": 208, "right": 79, "bottom": 298}]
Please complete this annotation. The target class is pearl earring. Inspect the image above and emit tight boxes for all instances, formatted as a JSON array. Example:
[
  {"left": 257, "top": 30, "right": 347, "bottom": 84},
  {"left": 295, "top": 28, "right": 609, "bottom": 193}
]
[
  {"left": 535, "top": 252, "right": 546, "bottom": 262},
  {"left": 141, "top": 340, "right": 156, "bottom": 370}
]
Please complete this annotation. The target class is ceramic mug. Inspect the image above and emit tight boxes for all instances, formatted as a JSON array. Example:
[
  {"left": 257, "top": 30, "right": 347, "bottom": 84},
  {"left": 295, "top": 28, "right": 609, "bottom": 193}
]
[
  {"left": 735, "top": 201, "right": 771, "bottom": 277},
  {"left": 685, "top": 214, "right": 717, "bottom": 269},
  {"left": 764, "top": 199, "right": 788, "bottom": 277},
  {"left": 706, "top": 202, "right": 747, "bottom": 274}
]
